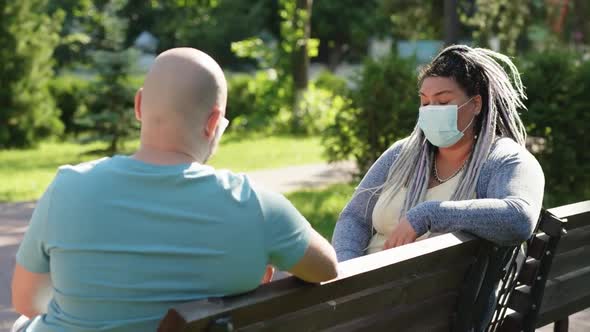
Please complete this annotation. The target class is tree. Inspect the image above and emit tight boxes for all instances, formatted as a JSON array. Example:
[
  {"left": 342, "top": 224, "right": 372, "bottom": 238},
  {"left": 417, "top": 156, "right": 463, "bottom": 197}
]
[
  {"left": 459, "top": 0, "right": 529, "bottom": 54},
  {"left": 79, "top": 50, "right": 139, "bottom": 154},
  {"left": 382, "top": 0, "right": 445, "bottom": 41},
  {"left": 0, "top": 0, "right": 64, "bottom": 148},
  {"left": 76, "top": 0, "right": 140, "bottom": 154},
  {"left": 231, "top": 0, "right": 319, "bottom": 133},
  {"left": 311, "top": 0, "right": 383, "bottom": 69},
  {"left": 444, "top": 0, "right": 460, "bottom": 45},
  {"left": 288, "top": 0, "right": 313, "bottom": 129},
  {"left": 129, "top": 0, "right": 273, "bottom": 68}
]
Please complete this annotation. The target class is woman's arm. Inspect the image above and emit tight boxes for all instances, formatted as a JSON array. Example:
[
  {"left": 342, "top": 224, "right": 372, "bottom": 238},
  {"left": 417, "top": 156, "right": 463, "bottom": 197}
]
[
  {"left": 332, "top": 142, "right": 402, "bottom": 261},
  {"left": 406, "top": 148, "right": 545, "bottom": 246}
]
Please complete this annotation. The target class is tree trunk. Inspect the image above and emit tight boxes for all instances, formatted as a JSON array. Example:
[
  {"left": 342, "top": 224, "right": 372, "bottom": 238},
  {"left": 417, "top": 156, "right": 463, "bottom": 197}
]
[
  {"left": 444, "top": 0, "right": 459, "bottom": 46},
  {"left": 293, "top": 0, "right": 312, "bottom": 92},
  {"left": 292, "top": 0, "right": 313, "bottom": 131}
]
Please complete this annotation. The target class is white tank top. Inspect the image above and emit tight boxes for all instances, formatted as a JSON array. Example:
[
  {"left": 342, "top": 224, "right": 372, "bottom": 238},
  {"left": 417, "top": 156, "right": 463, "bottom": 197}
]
[{"left": 366, "top": 172, "right": 463, "bottom": 254}]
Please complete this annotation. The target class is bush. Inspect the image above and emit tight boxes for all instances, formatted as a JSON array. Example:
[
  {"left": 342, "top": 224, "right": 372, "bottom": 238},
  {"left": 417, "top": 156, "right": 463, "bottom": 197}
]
[
  {"left": 519, "top": 50, "right": 590, "bottom": 206},
  {"left": 226, "top": 70, "right": 291, "bottom": 133},
  {"left": 313, "top": 70, "right": 349, "bottom": 95},
  {"left": 76, "top": 49, "right": 139, "bottom": 154},
  {"left": 0, "top": 0, "right": 64, "bottom": 148},
  {"left": 323, "top": 54, "right": 418, "bottom": 175},
  {"left": 49, "top": 74, "right": 92, "bottom": 136},
  {"left": 275, "top": 84, "right": 354, "bottom": 135}
]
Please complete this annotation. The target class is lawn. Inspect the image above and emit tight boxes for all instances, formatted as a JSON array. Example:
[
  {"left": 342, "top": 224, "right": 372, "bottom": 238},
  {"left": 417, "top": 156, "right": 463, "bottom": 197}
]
[
  {"left": 0, "top": 134, "right": 324, "bottom": 202},
  {"left": 286, "top": 183, "right": 356, "bottom": 240}
]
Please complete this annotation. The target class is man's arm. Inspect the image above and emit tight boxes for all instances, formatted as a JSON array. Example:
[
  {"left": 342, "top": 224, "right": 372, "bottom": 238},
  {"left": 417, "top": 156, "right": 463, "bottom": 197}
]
[
  {"left": 12, "top": 263, "right": 52, "bottom": 318},
  {"left": 258, "top": 188, "right": 338, "bottom": 283},
  {"left": 13, "top": 179, "right": 56, "bottom": 317},
  {"left": 288, "top": 228, "right": 338, "bottom": 283}
]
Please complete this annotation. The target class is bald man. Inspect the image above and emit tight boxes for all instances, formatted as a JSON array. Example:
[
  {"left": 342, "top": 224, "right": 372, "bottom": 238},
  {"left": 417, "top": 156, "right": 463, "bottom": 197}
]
[{"left": 11, "top": 48, "right": 337, "bottom": 332}]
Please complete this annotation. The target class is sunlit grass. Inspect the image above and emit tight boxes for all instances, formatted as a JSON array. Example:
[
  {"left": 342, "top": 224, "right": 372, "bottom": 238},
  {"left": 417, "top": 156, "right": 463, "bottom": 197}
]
[
  {"left": 286, "top": 183, "right": 356, "bottom": 240},
  {"left": 0, "top": 134, "right": 324, "bottom": 202}
]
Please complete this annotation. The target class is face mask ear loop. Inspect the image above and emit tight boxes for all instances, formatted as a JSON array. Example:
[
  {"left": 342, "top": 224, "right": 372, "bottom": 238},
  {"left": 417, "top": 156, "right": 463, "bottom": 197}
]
[
  {"left": 459, "top": 96, "right": 478, "bottom": 134},
  {"left": 457, "top": 96, "right": 475, "bottom": 111}
]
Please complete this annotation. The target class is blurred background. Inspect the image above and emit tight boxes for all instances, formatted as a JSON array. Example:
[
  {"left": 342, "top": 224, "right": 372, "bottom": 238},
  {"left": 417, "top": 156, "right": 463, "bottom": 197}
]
[
  {"left": 1, "top": 0, "right": 589, "bottom": 235},
  {"left": 1, "top": 1, "right": 590, "bottom": 330}
]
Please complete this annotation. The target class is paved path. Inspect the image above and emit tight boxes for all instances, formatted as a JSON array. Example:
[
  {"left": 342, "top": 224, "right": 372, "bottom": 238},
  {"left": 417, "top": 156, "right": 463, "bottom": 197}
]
[{"left": 1, "top": 162, "right": 588, "bottom": 331}]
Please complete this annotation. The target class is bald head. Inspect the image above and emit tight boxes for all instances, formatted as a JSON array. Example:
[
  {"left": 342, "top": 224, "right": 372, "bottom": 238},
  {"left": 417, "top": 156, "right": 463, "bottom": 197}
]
[{"left": 140, "top": 48, "right": 227, "bottom": 130}]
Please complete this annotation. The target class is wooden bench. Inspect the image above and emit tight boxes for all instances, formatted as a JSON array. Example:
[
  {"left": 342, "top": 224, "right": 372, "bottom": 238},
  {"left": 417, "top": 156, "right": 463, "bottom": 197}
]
[
  {"left": 536, "top": 201, "right": 590, "bottom": 330},
  {"left": 158, "top": 201, "right": 590, "bottom": 332},
  {"left": 489, "top": 201, "right": 590, "bottom": 332}
]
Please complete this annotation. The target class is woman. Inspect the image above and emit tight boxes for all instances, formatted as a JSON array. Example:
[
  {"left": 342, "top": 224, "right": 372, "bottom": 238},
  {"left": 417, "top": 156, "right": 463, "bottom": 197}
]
[{"left": 332, "top": 45, "right": 544, "bottom": 262}]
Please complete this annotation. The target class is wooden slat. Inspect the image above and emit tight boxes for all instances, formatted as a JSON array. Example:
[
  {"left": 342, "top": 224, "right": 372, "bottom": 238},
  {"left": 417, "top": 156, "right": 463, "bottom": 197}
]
[
  {"left": 539, "top": 212, "right": 567, "bottom": 237},
  {"left": 535, "top": 224, "right": 590, "bottom": 256},
  {"left": 240, "top": 262, "right": 471, "bottom": 332},
  {"left": 527, "top": 236, "right": 548, "bottom": 260},
  {"left": 500, "top": 312, "right": 523, "bottom": 332},
  {"left": 507, "top": 285, "right": 532, "bottom": 314},
  {"left": 548, "top": 201, "right": 590, "bottom": 230},
  {"left": 323, "top": 292, "right": 456, "bottom": 332},
  {"left": 549, "top": 245, "right": 590, "bottom": 278},
  {"left": 536, "top": 265, "right": 590, "bottom": 327},
  {"left": 159, "top": 233, "right": 480, "bottom": 331},
  {"left": 555, "top": 225, "right": 590, "bottom": 255},
  {"left": 517, "top": 259, "right": 540, "bottom": 286}
]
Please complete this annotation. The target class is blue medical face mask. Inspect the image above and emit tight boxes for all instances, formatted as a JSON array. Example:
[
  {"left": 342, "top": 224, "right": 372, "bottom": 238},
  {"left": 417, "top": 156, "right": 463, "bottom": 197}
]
[{"left": 417, "top": 97, "right": 476, "bottom": 148}]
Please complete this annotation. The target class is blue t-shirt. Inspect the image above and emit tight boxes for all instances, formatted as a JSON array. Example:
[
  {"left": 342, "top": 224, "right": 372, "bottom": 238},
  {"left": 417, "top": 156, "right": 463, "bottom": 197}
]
[{"left": 16, "top": 156, "right": 311, "bottom": 331}]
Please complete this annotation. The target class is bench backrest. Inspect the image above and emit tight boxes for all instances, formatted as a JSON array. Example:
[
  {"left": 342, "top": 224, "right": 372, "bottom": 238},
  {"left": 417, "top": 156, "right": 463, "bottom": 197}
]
[
  {"left": 488, "top": 201, "right": 590, "bottom": 331},
  {"left": 536, "top": 201, "right": 590, "bottom": 327},
  {"left": 158, "top": 233, "right": 485, "bottom": 332}
]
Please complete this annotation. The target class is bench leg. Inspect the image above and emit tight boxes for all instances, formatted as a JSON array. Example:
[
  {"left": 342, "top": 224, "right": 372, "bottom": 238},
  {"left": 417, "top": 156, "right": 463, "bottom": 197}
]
[{"left": 553, "top": 318, "right": 569, "bottom": 332}]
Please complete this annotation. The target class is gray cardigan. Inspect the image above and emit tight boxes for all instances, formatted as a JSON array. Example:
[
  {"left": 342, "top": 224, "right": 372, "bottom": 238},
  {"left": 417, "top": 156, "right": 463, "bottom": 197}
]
[{"left": 332, "top": 137, "right": 545, "bottom": 262}]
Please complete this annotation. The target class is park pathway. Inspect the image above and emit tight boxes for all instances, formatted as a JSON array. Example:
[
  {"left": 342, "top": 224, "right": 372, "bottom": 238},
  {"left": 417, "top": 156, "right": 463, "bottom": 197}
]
[{"left": 0, "top": 161, "right": 588, "bottom": 331}]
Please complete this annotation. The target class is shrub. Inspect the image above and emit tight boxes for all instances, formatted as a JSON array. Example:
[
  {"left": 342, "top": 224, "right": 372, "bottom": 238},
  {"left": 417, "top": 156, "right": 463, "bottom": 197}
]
[
  {"left": 519, "top": 50, "right": 590, "bottom": 206},
  {"left": 49, "top": 74, "right": 92, "bottom": 136},
  {"left": 0, "top": 0, "right": 64, "bottom": 148},
  {"left": 76, "top": 49, "right": 139, "bottom": 154},
  {"left": 276, "top": 83, "right": 355, "bottom": 135},
  {"left": 226, "top": 70, "right": 291, "bottom": 133},
  {"left": 313, "top": 70, "right": 349, "bottom": 96},
  {"left": 323, "top": 54, "right": 419, "bottom": 175}
]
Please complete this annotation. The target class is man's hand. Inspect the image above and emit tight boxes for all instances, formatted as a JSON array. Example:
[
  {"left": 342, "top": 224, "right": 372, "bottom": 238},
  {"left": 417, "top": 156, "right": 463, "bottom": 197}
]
[
  {"left": 383, "top": 216, "right": 418, "bottom": 250},
  {"left": 260, "top": 265, "right": 275, "bottom": 284}
]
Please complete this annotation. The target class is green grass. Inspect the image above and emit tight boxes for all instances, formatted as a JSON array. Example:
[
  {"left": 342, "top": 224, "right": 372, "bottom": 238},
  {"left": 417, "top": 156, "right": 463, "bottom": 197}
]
[
  {"left": 286, "top": 183, "right": 356, "bottom": 240},
  {"left": 0, "top": 134, "right": 324, "bottom": 202},
  {"left": 208, "top": 135, "right": 324, "bottom": 172}
]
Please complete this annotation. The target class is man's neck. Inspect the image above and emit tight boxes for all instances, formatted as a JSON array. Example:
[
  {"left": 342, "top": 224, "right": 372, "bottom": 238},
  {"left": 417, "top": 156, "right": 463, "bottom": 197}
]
[{"left": 132, "top": 144, "right": 203, "bottom": 165}]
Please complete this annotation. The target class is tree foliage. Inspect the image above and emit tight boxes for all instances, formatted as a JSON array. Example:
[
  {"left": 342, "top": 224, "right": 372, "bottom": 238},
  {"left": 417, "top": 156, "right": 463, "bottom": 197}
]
[
  {"left": 519, "top": 49, "right": 590, "bottom": 206},
  {"left": 75, "top": 0, "right": 139, "bottom": 154},
  {"left": 0, "top": 0, "right": 64, "bottom": 148},
  {"left": 323, "top": 54, "right": 418, "bottom": 175},
  {"left": 459, "top": 0, "right": 529, "bottom": 54}
]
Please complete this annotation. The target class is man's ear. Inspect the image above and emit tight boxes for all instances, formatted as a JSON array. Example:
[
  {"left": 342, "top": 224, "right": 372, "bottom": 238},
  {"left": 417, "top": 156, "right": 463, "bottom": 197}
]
[
  {"left": 134, "top": 88, "right": 143, "bottom": 122},
  {"left": 204, "top": 105, "right": 222, "bottom": 139}
]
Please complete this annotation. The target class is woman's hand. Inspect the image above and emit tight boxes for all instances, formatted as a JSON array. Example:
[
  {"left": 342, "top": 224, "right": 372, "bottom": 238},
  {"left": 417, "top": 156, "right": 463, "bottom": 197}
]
[{"left": 383, "top": 216, "right": 418, "bottom": 250}]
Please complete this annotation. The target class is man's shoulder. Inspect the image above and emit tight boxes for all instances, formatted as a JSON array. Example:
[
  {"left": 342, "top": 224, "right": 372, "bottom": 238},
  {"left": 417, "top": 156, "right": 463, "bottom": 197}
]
[
  {"left": 57, "top": 157, "right": 111, "bottom": 175},
  {"left": 207, "top": 168, "right": 262, "bottom": 203},
  {"left": 53, "top": 157, "right": 112, "bottom": 186}
]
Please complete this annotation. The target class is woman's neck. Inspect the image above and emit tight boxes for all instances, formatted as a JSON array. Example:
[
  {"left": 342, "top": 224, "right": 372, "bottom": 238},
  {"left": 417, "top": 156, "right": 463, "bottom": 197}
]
[{"left": 437, "top": 135, "right": 475, "bottom": 164}]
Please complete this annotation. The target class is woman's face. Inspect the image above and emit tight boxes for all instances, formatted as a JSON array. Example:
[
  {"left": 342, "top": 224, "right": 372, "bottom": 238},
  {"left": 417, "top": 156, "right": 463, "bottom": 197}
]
[{"left": 419, "top": 76, "right": 482, "bottom": 141}]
